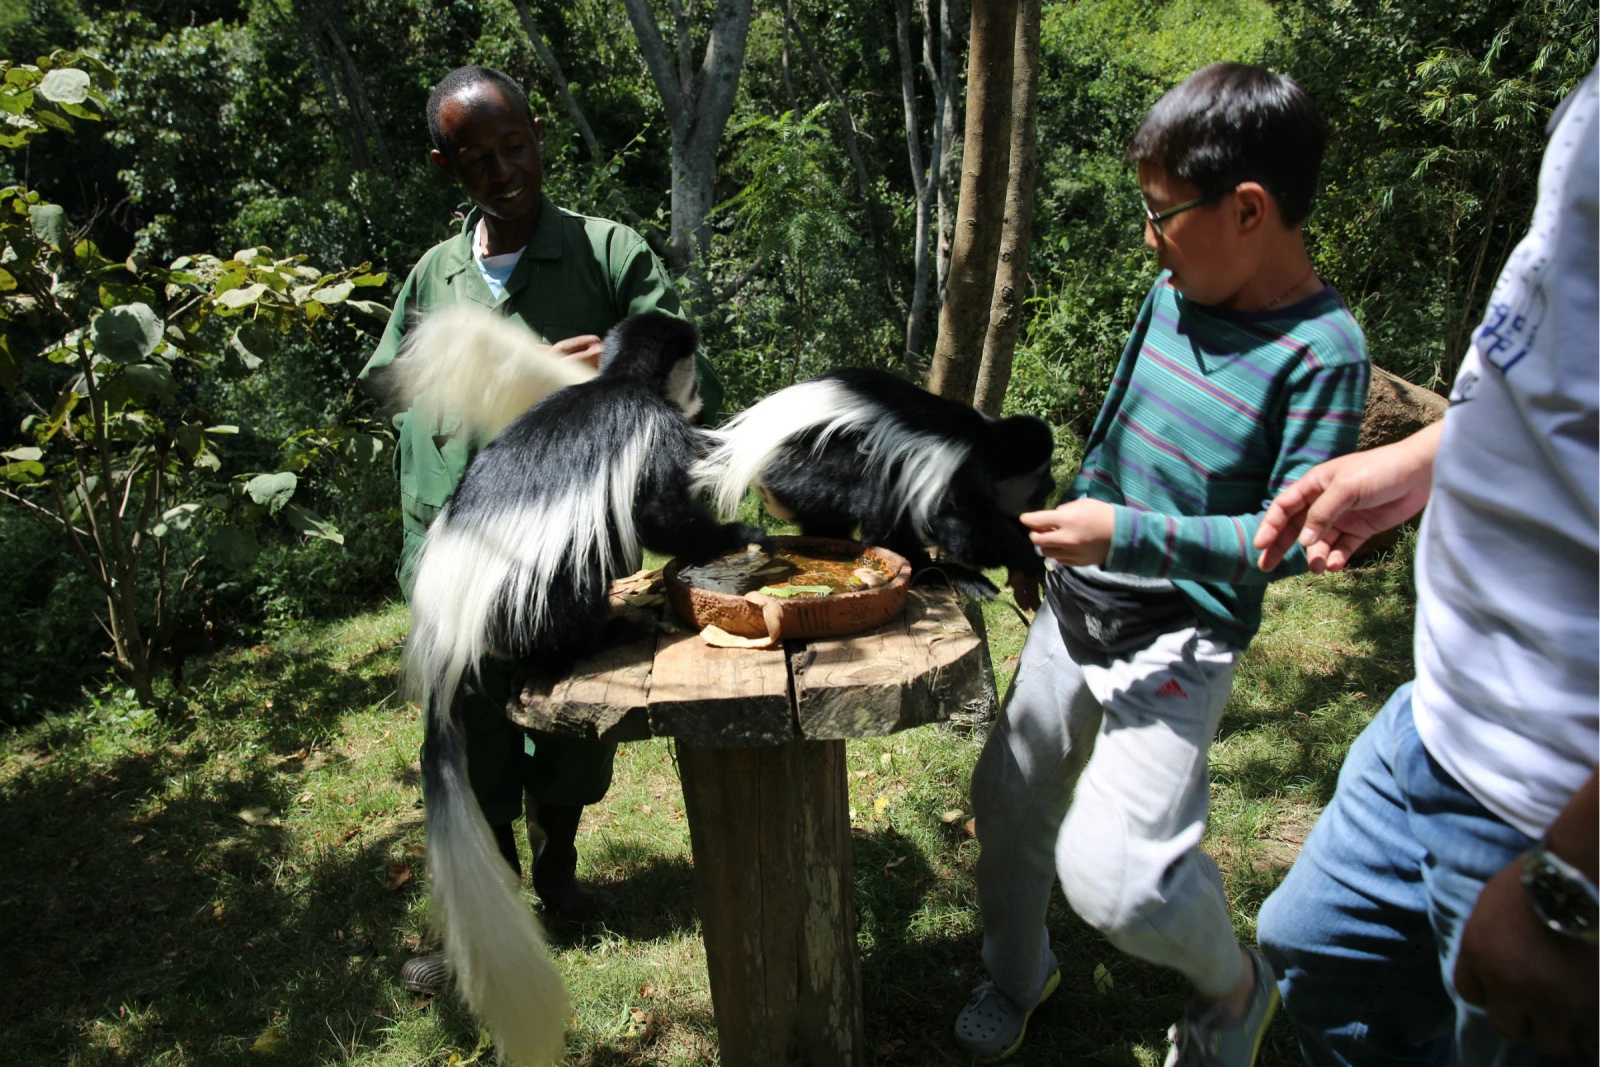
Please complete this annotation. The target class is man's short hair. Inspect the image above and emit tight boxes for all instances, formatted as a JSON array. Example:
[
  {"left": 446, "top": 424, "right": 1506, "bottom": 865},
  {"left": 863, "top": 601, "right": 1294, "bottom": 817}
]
[
  {"left": 1126, "top": 63, "right": 1326, "bottom": 226},
  {"left": 426, "top": 66, "right": 535, "bottom": 156}
]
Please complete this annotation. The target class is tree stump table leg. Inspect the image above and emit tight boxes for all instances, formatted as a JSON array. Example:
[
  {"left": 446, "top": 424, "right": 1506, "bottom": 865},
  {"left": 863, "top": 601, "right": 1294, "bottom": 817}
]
[{"left": 677, "top": 738, "right": 865, "bottom": 1066}]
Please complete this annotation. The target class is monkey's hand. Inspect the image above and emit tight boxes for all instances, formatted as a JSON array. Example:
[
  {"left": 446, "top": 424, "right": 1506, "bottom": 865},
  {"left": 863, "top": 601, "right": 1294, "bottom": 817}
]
[
  {"left": 730, "top": 523, "right": 770, "bottom": 552},
  {"left": 1007, "top": 569, "right": 1041, "bottom": 612}
]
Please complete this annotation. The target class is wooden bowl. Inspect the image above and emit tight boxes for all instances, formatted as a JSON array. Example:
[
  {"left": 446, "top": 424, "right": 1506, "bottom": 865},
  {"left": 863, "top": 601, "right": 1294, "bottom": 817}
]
[{"left": 665, "top": 536, "right": 912, "bottom": 640}]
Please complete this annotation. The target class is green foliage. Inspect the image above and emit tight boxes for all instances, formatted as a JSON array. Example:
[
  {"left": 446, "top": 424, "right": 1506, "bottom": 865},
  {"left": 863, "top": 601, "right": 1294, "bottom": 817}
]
[
  {"left": 0, "top": 55, "right": 392, "bottom": 705},
  {"left": 1270, "top": 0, "right": 1595, "bottom": 385}
]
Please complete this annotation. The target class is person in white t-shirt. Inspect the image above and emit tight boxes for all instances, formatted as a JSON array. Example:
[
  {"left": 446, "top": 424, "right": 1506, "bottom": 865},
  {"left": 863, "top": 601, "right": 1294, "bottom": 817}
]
[{"left": 1251, "top": 70, "right": 1598, "bottom": 1065}]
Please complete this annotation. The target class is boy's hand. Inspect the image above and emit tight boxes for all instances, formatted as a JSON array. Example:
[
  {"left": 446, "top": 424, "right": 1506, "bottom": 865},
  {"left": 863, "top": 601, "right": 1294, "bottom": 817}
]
[
  {"left": 1021, "top": 500, "right": 1115, "bottom": 566},
  {"left": 554, "top": 333, "right": 604, "bottom": 370},
  {"left": 1254, "top": 423, "right": 1443, "bottom": 573}
]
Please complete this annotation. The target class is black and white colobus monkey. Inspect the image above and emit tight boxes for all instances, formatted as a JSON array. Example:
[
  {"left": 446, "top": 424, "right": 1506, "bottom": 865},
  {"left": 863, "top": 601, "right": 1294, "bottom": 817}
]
[
  {"left": 692, "top": 368, "right": 1056, "bottom": 600},
  {"left": 401, "top": 310, "right": 762, "bottom": 1067}
]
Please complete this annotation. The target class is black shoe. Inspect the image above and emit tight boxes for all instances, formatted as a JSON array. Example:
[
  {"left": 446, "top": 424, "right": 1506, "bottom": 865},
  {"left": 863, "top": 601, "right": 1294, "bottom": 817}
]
[
  {"left": 398, "top": 951, "right": 450, "bottom": 994},
  {"left": 527, "top": 798, "right": 614, "bottom": 921}
]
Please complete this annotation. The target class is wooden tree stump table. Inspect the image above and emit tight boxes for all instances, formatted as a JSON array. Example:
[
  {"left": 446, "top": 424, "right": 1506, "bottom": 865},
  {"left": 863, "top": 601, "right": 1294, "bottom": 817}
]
[{"left": 507, "top": 582, "right": 992, "bottom": 1067}]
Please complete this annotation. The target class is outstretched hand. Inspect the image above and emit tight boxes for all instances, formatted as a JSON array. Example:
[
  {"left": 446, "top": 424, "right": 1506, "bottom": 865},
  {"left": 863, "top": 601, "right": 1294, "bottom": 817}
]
[
  {"left": 554, "top": 333, "right": 604, "bottom": 370},
  {"left": 1254, "top": 423, "right": 1443, "bottom": 573}
]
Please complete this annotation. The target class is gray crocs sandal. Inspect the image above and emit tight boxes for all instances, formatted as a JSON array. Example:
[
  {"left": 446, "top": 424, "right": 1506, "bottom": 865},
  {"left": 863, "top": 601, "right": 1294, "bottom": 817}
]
[{"left": 953, "top": 969, "right": 1061, "bottom": 1060}]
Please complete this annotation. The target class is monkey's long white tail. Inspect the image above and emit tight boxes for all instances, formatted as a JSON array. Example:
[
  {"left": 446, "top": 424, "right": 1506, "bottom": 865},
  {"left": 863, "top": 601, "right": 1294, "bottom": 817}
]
[
  {"left": 419, "top": 691, "right": 568, "bottom": 1066},
  {"left": 389, "top": 305, "right": 595, "bottom": 441},
  {"left": 408, "top": 542, "right": 569, "bottom": 1066}
]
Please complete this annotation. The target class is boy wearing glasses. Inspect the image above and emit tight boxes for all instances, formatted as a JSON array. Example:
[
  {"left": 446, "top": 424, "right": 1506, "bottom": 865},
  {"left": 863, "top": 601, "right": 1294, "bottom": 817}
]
[{"left": 953, "top": 64, "right": 1369, "bottom": 1065}]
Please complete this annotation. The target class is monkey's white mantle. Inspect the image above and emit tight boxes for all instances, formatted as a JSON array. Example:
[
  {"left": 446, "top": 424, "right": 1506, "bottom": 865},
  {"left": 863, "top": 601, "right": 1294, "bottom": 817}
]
[{"left": 507, "top": 581, "right": 989, "bottom": 1066}]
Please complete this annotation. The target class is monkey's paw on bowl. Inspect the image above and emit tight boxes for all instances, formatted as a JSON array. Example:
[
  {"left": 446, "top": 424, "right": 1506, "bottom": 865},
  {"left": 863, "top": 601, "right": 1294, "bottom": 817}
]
[{"left": 666, "top": 536, "right": 912, "bottom": 642}]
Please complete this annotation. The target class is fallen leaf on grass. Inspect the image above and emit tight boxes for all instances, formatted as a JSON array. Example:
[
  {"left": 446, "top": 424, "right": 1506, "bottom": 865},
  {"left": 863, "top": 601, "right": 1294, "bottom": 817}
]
[
  {"left": 130, "top": 834, "right": 145, "bottom": 846},
  {"left": 1093, "top": 961, "right": 1114, "bottom": 993},
  {"left": 237, "top": 807, "right": 280, "bottom": 827},
  {"left": 940, "top": 808, "right": 964, "bottom": 824},
  {"left": 873, "top": 796, "right": 890, "bottom": 816},
  {"left": 963, "top": 817, "right": 977, "bottom": 838},
  {"left": 882, "top": 856, "right": 906, "bottom": 876},
  {"left": 341, "top": 826, "right": 362, "bottom": 843},
  {"left": 386, "top": 860, "right": 412, "bottom": 891},
  {"left": 296, "top": 792, "right": 314, "bottom": 806},
  {"left": 250, "top": 1025, "right": 285, "bottom": 1054},
  {"left": 641, "top": 804, "right": 653, "bottom": 815},
  {"left": 639, "top": 983, "right": 657, "bottom": 998},
  {"left": 403, "top": 841, "right": 426, "bottom": 858},
  {"left": 627, "top": 1007, "right": 659, "bottom": 1043}
]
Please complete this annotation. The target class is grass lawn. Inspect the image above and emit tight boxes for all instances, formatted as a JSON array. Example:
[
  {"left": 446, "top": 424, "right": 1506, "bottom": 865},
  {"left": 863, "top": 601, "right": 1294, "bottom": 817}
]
[{"left": 0, "top": 536, "right": 1416, "bottom": 1065}]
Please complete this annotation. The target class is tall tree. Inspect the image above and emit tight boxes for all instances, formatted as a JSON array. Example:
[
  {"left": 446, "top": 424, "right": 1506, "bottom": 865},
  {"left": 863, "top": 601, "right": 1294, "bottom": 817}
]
[
  {"left": 895, "top": 0, "right": 960, "bottom": 368},
  {"left": 926, "top": 0, "right": 1016, "bottom": 403},
  {"left": 972, "top": 0, "right": 1041, "bottom": 416},
  {"left": 622, "top": 0, "right": 755, "bottom": 276}
]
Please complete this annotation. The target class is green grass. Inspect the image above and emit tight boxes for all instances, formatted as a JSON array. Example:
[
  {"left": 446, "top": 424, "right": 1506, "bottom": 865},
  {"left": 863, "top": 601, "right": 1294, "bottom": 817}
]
[{"left": 0, "top": 535, "right": 1416, "bottom": 1065}]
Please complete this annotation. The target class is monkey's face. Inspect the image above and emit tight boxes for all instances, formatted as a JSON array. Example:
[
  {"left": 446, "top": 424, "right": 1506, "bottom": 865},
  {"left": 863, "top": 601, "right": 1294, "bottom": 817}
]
[
  {"left": 665, "top": 356, "right": 703, "bottom": 422},
  {"left": 995, "top": 462, "right": 1055, "bottom": 517}
]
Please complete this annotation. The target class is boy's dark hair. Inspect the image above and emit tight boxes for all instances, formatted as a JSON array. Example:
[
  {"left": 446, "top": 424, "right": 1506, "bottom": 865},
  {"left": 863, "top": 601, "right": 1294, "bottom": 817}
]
[
  {"left": 1126, "top": 63, "right": 1326, "bottom": 226},
  {"left": 426, "top": 66, "right": 535, "bottom": 156}
]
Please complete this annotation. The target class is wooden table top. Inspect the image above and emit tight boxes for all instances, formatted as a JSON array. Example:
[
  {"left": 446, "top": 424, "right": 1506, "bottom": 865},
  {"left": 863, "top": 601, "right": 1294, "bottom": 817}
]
[{"left": 506, "top": 580, "right": 989, "bottom": 749}]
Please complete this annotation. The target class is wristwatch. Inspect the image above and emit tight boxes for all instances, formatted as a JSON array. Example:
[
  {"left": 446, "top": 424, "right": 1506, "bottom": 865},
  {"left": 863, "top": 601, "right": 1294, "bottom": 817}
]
[{"left": 1521, "top": 839, "right": 1599, "bottom": 945}]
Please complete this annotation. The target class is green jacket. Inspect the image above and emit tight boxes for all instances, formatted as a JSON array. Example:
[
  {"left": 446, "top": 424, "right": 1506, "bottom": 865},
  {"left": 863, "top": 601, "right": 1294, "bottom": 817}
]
[{"left": 359, "top": 196, "right": 718, "bottom": 593}]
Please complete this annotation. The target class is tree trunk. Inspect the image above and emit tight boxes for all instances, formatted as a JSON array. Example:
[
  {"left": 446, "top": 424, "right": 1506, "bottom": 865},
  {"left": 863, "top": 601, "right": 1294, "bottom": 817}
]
[
  {"left": 318, "top": 11, "right": 396, "bottom": 182},
  {"left": 897, "top": 0, "right": 940, "bottom": 371},
  {"left": 623, "top": 0, "right": 755, "bottom": 277},
  {"left": 297, "top": 6, "right": 368, "bottom": 172},
  {"left": 973, "top": 0, "right": 1041, "bottom": 417},
  {"left": 926, "top": 0, "right": 1017, "bottom": 404},
  {"left": 933, "top": 0, "right": 963, "bottom": 307}
]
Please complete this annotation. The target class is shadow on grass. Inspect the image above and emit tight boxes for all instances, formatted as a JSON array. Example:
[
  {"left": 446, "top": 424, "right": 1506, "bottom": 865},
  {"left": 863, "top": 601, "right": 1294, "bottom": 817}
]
[
  {"left": 0, "top": 634, "right": 471, "bottom": 1065},
  {"left": 544, "top": 845, "right": 699, "bottom": 948}
]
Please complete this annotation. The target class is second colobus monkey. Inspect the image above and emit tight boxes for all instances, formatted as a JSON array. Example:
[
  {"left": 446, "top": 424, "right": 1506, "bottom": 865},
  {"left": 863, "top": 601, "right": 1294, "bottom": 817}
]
[{"left": 692, "top": 368, "right": 1056, "bottom": 600}]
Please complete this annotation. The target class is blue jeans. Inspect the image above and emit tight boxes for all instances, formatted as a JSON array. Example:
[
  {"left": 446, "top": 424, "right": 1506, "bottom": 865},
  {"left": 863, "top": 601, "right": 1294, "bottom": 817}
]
[{"left": 1258, "top": 683, "right": 1583, "bottom": 1067}]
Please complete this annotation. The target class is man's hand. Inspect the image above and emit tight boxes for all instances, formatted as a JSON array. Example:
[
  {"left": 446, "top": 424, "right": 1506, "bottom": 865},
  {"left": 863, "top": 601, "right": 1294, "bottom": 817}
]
[
  {"left": 553, "top": 333, "right": 604, "bottom": 370},
  {"left": 1454, "top": 853, "right": 1598, "bottom": 1056},
  {"left": 1021, "top": 499, "right": 1115, "bottom": 567},
  {"left": 1006, "top": 568, "right": 1041, "bottom": 612},
  {"left": 1253, "top": 422, "right": 1443, "bottom": 573},
  {"left": 1456, "top": 771, "right": 1599, "bottom": 1056}
]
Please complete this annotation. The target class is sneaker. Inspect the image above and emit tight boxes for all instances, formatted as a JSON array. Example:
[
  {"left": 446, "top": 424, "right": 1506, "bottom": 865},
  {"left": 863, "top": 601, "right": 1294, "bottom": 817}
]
[
  {"left": 1164, "top": 947, "right": 1279, "bottom": 1067},
  {"left": 398, "top": 951, "right": 450, "bottom": 994},
  {"left": 953, "top": 968, "right": 1061, "bottom": 1061}
]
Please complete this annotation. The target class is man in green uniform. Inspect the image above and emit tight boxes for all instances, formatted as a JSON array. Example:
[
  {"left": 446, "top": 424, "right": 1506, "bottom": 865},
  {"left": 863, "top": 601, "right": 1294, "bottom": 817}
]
[{"left": 360, "top": 65, "right": 718, "bottom": 992}]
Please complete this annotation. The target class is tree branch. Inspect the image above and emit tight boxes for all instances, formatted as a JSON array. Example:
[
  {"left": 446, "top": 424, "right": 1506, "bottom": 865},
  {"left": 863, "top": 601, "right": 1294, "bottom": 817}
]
[
  {"left": 510, "top": 0, "right": 602, "bottom": 160},
  {"left": 621, "top": 0, "right": 689, "bottom": 137}
]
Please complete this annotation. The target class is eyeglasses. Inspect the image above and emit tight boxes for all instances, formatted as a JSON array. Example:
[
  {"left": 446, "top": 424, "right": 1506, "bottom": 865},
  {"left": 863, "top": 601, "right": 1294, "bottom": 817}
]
[{"left": 1139, "top": 190, "right": 1227, "bottom": 240}]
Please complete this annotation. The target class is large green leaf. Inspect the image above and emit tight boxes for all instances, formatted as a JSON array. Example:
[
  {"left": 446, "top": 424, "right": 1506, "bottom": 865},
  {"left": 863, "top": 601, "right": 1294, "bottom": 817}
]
[
  {"left": 91, "top": 303, "right": 163, "bottom": 364},
  {"left": 122, "top": 363, "right": 175, "bottom": 401},
  {"left": 28, "top": 203, "right": 66, "bottom": 249},
  {"left": 283, "top": 502, "right": 344, "bottom": 544},
  {"left": 244, "top": 470, "right": 297, "bottom": 514},
  {"left": 308, "top": 281, "right": 353, "bottom": 305},
  {"left": 37, "top": 69, "right": 90, "bottom": 105},
  {"left": 216, "top": 283, "right": 267, "bottom": 310},
  {"left": 208, "top": 525, "right": 259, "bottom": 573}
]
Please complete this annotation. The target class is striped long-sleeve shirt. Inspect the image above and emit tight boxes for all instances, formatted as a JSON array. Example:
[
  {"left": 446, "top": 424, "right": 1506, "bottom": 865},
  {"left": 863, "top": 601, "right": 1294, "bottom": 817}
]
[{"left": 1069, "top": 273, "right": 1370, "bottom": 648}]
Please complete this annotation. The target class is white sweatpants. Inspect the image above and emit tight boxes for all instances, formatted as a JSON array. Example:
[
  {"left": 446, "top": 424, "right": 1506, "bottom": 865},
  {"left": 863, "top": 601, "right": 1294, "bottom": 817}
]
[{"left": 971, "top": 596, "right": 1244, "bottom": 1005}]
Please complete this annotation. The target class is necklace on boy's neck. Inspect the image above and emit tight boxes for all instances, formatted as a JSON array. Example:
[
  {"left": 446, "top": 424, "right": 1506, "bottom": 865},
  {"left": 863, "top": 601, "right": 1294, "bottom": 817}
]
[{"left": 1262, "top": 263, "right": 1319, "bottom": 310}]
